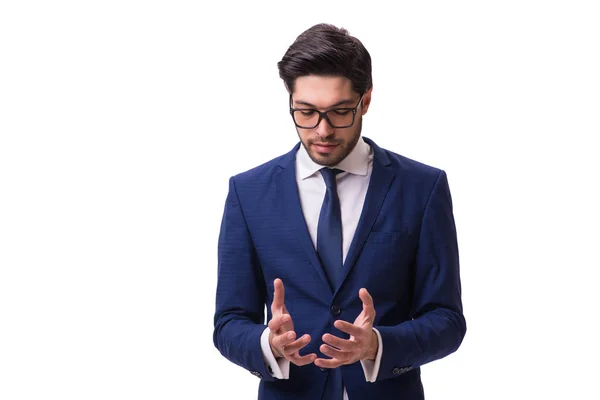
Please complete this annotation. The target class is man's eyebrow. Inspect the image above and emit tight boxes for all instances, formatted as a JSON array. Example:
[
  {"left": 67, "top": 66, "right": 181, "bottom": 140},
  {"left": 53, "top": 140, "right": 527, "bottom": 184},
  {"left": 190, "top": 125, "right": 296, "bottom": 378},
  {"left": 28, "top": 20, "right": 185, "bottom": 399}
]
[{"left": 293, "top": 98, "right": 355, "bottom": 109}]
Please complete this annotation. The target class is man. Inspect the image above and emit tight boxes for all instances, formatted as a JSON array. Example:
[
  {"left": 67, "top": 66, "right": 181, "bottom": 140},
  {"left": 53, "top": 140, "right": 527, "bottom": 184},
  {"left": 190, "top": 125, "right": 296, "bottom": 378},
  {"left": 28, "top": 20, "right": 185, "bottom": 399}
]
[{"left": 213, "top": 23, "right": 466, "bottom": 399}]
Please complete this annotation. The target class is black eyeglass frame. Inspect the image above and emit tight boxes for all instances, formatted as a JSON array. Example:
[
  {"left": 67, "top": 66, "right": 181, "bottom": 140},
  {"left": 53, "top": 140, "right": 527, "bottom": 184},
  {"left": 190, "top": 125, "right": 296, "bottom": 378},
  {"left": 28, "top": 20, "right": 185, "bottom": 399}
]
[{"left": 289, "top": 94, "right": 365, "bottom": 129}]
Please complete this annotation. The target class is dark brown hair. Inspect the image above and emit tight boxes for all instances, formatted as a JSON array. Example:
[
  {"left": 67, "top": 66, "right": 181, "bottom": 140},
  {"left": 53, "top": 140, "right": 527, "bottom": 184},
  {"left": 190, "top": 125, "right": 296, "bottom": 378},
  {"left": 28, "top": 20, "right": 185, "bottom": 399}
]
[{"left": 277, "top": 23, "right": 373, "bottom": 95}]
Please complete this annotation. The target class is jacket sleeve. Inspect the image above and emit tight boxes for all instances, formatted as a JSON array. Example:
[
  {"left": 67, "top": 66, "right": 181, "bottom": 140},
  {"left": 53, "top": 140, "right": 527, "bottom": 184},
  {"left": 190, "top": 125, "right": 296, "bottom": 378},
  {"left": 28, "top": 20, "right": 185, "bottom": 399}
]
[
  {"left": 375, "top": 170, "right": 467, "bottom": 380},
  {"left": 213, "top": 176, "right": 276, "bottom": 381}
]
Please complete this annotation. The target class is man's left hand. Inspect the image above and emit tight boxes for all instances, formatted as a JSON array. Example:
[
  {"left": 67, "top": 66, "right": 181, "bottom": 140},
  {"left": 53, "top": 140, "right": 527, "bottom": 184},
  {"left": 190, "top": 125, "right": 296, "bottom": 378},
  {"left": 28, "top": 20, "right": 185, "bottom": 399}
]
[{"left": 314, "top": 288, "right": 378, "bottom": 368}]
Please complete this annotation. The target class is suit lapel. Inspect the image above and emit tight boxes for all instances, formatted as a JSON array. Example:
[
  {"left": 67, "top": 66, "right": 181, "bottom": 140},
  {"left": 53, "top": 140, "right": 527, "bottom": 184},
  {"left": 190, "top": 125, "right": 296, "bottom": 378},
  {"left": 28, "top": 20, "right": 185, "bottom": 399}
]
[
  {"left": 277, "top": 145, "right": 334, "bottom": 294},
  {"left": 340, "top": 138, "right": 395, "bottom": 287}
]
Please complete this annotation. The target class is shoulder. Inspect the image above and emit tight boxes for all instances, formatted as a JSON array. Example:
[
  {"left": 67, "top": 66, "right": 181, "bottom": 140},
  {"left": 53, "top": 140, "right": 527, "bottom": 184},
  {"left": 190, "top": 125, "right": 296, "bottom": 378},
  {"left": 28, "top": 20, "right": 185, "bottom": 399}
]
[
  {"left": 370, "top": 139, "right": 453, "bottom": 206},
  {"left": 227, "top": 144, "right": 299, "bottom": 192},
  {"left": 367, "top": 137, "right": 445, "bottom": 183},
  {"left": 386, "top": 149, "right": 441, "bottom": 177}
]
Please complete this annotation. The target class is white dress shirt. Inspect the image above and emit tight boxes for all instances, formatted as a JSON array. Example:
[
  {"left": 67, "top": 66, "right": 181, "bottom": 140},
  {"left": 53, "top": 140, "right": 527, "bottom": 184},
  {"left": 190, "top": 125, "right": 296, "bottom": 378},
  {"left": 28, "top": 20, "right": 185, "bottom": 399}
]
[{"left": 260, "top": 137, "right": 384, "bottom": 399}]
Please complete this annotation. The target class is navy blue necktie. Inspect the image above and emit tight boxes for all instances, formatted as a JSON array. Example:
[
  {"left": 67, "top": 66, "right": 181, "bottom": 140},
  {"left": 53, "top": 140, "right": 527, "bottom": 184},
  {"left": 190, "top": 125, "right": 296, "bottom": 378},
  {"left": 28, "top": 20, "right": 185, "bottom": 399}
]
[
  {"left": 317, "top": 168, "right": 344, "bottom": 289},
  {"left": 317, "top": 167, "right": 344, "bottom": 400}
]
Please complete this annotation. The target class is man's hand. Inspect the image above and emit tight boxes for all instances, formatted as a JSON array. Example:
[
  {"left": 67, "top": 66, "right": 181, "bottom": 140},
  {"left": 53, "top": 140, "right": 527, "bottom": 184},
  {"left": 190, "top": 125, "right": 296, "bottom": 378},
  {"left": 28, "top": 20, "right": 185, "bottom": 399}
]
[
  {"left": 314, "top": 288, "right": 378, "bottom": 369},
  {"left": 268, "top": 278, "right": 317, "bottom": 366}
]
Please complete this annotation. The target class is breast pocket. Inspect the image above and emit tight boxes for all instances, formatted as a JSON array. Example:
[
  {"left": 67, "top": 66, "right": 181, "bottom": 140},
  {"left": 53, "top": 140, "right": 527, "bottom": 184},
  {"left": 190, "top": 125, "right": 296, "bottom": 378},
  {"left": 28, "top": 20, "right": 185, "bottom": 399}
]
[
  {"left": 359, "top": 231, "right": 415, "bottom": 299},
  {"left": 364, "top": 231, "right": 412, "bottom": 265},
  {"left": 365, "top": 231, "right": 406, "bottom": 245}
]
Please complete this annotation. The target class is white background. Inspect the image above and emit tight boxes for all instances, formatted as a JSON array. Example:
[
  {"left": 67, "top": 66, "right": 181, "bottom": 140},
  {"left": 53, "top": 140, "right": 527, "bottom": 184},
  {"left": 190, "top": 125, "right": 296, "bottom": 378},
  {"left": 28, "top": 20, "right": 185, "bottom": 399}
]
[{"left": 1, "top": 1, "right": 599, "bottom": 399}]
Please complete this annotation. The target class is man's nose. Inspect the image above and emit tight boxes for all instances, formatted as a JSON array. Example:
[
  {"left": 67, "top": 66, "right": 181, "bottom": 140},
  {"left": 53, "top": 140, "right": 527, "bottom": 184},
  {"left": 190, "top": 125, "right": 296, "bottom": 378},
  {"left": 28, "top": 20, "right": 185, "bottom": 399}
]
[{"left": 315, "top": 115, "right": 334, "bottom": 138}]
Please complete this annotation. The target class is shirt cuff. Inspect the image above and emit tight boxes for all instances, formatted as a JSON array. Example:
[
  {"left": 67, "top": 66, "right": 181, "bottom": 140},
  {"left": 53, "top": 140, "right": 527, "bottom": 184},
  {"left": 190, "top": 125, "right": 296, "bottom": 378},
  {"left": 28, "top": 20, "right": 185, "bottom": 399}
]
[
  {"left": 360, "top": 327, "right": 383, "bottom": 382},
  {"left": 260, "top": 327, "right": 290, "bottom": 379}
]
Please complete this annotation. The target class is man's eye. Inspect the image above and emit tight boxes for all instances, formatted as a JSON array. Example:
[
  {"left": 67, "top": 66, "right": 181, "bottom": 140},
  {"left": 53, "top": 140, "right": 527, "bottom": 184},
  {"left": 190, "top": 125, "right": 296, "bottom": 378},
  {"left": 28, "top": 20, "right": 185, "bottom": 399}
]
[
  {"left": 333, "top": 109, "right": 351, "bottom": 116},
  {"left": 301, "top": 110, "right": 316, "bottom": 116}
]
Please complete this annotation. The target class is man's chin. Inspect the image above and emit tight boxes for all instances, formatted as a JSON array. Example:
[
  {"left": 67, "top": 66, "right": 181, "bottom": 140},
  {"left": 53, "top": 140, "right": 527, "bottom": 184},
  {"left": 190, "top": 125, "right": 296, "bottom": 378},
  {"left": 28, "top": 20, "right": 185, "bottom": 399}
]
[{"left": 308, "top": 150, "right": 343, "bottom": 167}]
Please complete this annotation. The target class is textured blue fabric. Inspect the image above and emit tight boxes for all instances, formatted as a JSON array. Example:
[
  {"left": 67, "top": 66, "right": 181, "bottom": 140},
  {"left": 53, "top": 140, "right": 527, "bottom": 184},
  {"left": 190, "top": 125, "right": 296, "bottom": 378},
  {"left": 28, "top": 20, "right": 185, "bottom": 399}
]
[
  {"left": 317, "top": 167, "right": 344, "bottom": 400},
  {"left": 321, "top": 368, "right": 343, "bottom": 400}
]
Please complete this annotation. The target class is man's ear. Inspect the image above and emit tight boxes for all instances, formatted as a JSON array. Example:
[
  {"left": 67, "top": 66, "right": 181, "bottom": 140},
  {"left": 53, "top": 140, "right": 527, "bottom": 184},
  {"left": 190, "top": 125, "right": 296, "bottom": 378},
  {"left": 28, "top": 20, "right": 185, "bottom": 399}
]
[{"left": 361, "top": 88, "right": 373, "bottom": 115}]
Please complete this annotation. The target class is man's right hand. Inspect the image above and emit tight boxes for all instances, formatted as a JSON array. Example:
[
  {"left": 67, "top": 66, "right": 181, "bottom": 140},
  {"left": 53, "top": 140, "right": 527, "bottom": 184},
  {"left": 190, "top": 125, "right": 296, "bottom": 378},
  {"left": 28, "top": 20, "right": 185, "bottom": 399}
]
[{"left": 268, "top": 278, "right": 317, "bottom": 366}]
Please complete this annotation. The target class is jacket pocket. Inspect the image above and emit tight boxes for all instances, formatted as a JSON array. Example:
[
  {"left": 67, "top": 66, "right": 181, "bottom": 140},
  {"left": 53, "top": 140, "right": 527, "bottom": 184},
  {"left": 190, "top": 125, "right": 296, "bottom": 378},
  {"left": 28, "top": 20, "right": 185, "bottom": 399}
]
[{"left": 365, "top": 230, "right": 406, "bottom": 245}]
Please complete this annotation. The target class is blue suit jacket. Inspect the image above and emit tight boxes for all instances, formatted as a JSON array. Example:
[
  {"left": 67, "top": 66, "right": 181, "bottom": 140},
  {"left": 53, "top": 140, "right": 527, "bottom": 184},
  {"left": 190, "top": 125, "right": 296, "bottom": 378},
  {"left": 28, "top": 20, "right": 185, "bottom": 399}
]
[{"left": 213, "top": 137, "right": 466, "bottom": 399}]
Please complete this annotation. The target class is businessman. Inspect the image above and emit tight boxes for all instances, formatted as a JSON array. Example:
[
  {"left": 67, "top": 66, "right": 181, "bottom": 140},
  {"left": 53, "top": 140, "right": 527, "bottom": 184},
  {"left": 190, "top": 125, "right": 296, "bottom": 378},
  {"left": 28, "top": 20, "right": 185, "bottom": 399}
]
[{"left": 213, "top": 23, "right": 466, "bottom": 399}]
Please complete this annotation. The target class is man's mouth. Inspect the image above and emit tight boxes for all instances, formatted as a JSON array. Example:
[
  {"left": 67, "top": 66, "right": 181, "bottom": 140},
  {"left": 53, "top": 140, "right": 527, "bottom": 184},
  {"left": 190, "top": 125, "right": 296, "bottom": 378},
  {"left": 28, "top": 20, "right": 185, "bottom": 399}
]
[{"left": 312, "top": 143, "right": 339, "bottom": 153}]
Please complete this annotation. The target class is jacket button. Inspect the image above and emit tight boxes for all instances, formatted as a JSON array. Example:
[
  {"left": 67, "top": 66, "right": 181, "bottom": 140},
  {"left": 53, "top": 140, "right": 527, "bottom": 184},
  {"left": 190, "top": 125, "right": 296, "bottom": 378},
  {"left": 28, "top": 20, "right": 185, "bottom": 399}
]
[
  {"left": 330, "top": 305, "right": 341, "bottom": 316},
  {"left": 320, "top": 367, "right": 327, "bottom": 372}
]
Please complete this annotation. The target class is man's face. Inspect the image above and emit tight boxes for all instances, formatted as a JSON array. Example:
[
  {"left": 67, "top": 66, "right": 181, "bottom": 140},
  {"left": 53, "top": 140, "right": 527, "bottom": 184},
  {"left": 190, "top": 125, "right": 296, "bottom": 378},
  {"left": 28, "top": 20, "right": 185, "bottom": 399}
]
[{"left": 291, "top": 76, "right": 372, "bottom": 167}]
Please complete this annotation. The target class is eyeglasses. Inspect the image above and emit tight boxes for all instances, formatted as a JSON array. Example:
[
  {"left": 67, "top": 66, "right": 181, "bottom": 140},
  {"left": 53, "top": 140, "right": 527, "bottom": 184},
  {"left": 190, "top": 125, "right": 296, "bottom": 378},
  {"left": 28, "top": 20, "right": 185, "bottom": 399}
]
[{"left": 289, "top": 94, "right": 364, "bottom": 129}]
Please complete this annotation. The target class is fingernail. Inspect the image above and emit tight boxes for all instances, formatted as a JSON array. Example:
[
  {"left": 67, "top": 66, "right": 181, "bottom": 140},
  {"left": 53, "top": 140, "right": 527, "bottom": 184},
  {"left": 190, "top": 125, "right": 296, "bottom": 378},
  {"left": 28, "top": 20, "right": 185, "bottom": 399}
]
[{"left": 288, "top": 332, "right": 294, "bottom": 339}]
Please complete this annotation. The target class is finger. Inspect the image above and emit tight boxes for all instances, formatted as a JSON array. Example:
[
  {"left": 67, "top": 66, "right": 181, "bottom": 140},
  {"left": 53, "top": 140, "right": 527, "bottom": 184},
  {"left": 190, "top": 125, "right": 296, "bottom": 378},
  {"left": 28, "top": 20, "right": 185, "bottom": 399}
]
[
  {"left": 271, "top": 330, "right": 297, "bottom": 349},
  {"left": 271, "top": 278, "right": 285, "bottom": 312},
  {"left": 289, "top": 352, "right": 318, "bottom": 367},
  {"left": 268, "top": 314, "right": 291, "bottom": 332},
  {"left": 334, "top": 320, "right": 366, "bottom": 337},
  {"left": 319, "top": 344, "right": 350, "bottom": 362},
  {"left": 281, "top": 334, "right": 312, "bottom": 356},
  {"left": 359, "top": 288, "right": 374, "bottom": 311},
  {"left": 314, "top": 356, "right": 344, "bottom": 369},
  {"left": 322, "top": 333, "right": 355, "bottom": 352}
]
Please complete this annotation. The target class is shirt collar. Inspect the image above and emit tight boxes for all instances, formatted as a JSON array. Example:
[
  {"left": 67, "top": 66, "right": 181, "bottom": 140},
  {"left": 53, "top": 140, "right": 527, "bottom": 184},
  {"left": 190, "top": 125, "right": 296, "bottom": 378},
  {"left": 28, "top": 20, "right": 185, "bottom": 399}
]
[{"left": 296, "top": 137, "right": 371, "bottom": 180}]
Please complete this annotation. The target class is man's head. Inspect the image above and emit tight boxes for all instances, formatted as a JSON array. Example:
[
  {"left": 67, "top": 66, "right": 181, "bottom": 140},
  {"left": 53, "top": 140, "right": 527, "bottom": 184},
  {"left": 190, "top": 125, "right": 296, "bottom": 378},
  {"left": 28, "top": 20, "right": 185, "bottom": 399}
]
[{"left": 277, "top": 24, "right": 373, "bottom": 166}]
